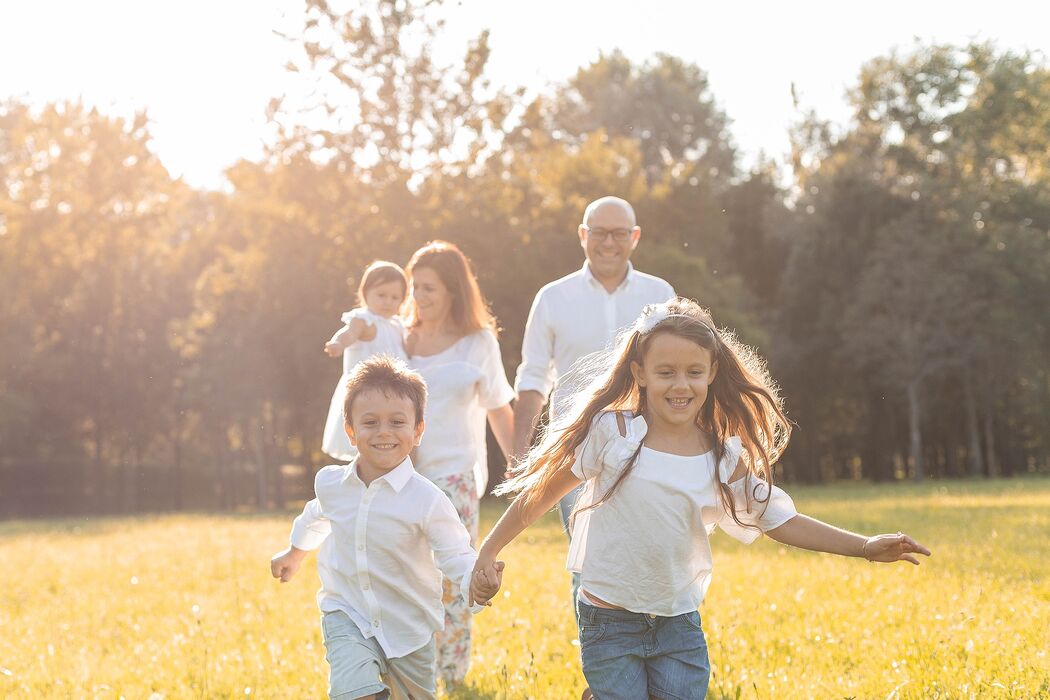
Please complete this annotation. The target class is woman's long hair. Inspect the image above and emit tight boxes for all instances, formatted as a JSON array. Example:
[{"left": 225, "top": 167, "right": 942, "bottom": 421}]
[
  {"left": 498, "top": 297, "right": 791, "bottom": 530},
  {"left": 403, "top": 241, "right": 498, "bottom": 336}
]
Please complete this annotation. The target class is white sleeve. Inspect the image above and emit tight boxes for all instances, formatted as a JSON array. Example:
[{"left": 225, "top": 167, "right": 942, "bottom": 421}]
[
  {"left": 569, "top": 412, "right": 618, "bottom": 481},
  {"left": 425, "top": 493, "right": 483, "bottom": 614},
  {"left": 289, "top": 468, "right": 340, "bottom": 549},
  {"left": 514, "top": 291, "right": 557, "bottom": 398},
  {"left": 342, "top": 308, "right": 377, "bottom": 326},
  {"left": 716, "top": 468, "right": 797, "bottom": 544},
  {"left": 329, "top": 309, "right": 376, "bottom": 347},
  {"left": 474, "top": 331, "right": 516, "bottom": 410},
  {"left": 289, "top": 498, "right": 331, "bottom": 550}
]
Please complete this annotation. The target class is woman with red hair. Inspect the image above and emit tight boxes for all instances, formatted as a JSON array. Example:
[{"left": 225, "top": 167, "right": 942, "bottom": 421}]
[{"left": 403, "top": 240, "right": 515, "bottom": 688}]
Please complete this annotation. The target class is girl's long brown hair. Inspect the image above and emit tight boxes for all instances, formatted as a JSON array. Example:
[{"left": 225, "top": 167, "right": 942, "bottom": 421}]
[
  {"left": 403, "top": 241, "right": 498, "bottom": 336},
  {"left": 497, "top": 298, "right": 791, "bottom": 530}
]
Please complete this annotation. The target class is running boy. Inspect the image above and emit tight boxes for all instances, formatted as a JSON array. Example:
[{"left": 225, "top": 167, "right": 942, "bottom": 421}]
[{"left": 271, "top": 356, "right": 501, "bottom": 699}]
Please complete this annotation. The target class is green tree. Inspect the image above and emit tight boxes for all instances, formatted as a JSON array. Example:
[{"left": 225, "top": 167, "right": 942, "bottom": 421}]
[{"left": 0, "top": 100, "right": 190, "bottom": 510}]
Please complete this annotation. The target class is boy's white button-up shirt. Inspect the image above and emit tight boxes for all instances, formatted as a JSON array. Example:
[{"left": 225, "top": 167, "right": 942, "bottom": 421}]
[
  {"left": 514, "top": 262, "right": 674, "bottom": 415},
  {"left": 290, "top": 457, "right": 478, "bottom": 658}
]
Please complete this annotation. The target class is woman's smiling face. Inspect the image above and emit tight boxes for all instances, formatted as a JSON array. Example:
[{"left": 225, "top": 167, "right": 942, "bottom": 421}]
[{"left": 410, "top": 266, "right": 453, "bottom": 326}]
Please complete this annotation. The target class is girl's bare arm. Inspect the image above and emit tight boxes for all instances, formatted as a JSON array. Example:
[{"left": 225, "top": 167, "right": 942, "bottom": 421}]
[{"left": 767, "top": 514, "right": 931, "bottom": 565}]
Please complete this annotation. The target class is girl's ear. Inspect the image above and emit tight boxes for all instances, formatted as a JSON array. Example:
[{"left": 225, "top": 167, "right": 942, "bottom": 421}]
[
  {"left": 630, "top": 360, "right": 646, "bottom": 387},
  {"left": 344, "top": 420, "right": 357, "bottom": 446},
  {"left": 708, "top": 359, "right": 718, "bottom": 386}
]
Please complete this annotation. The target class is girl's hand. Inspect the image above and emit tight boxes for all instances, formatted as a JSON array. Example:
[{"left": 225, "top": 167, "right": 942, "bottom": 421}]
[
  {"left": 861, "top": 532, "right": 931, "bottom": 565},
  {"left": 324, "top": 342, "right": 342, "bottom": 357},
  {"left": 469, "top": 558, "right": 504, "bottom": 606}
]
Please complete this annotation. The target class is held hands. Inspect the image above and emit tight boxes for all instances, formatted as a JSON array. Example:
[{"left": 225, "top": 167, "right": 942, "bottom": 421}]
[
  {"left": 323, "top": 342, "right": 342, "bottom": 357},
  {"left": 469, "top": 559, "right": 505, "bottom": 606},
  {"left": 270, "top": 546, "right": 307, "bottom": 582},
  {"left": 861, "top": 532, "right": 931, "bottom": 565}
]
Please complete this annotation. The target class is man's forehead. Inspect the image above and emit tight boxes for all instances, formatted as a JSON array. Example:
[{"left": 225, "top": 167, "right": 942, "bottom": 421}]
[{"left": 585, "top": 200, "right": 636, "bottom": 227}]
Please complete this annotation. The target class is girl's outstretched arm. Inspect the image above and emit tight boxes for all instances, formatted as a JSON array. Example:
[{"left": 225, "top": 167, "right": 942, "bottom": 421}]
[
  {"left": 324, "top": 317, "right": 370, "bottom": 356},
  {"left": 766, "top": 514, "right": 931, "bottom": 565},
  {"left": 471, "top": 466, "right": 582, "bottom": 603}
]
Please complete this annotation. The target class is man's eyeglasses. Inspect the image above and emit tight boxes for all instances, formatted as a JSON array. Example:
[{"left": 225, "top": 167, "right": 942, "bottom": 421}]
[{"left": 583, "top": 226, "right": 634, "bottom": 243}]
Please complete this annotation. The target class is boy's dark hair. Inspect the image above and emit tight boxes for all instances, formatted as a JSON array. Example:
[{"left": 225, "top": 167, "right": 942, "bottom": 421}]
[{"left": 343, "top": 355, "right": 427, "bottom": 425}]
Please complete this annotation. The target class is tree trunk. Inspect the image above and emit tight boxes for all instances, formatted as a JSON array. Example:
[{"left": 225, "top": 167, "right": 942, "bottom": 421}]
[
  {"left": 171, "top": 426, "right": 183, "bottom": 510},
  {"left": 964, "top": 372, "right": 984, "bottom": 477},
  {"left": 271, "top": 404, "right": 285, "bottom": 510},
  {"left": 864, "top": 393, "right": 894, "bottom": 482},
  {"left": 253, "top": 411, "right": 270, "bottom": 509},
  {"left": 171, "top": 394, "right": 184, "bottom": 510},
  {"left": 133, "top": 440, "right": 144, "bottom": 511},
  {"left": 121, "top": 448, "right": 136, "bottom": 513},
  {"left": 983, "top": 409, "right": 998, "bottom": 478},
  {"left": 93, "top": 422, "right": 106, "bottom": 513},
  {"left": 906, "top": 380, "right": 924, "bottom": 481},
  {"left": 213, "top": 425, "right": 234, "bottom": 510}
]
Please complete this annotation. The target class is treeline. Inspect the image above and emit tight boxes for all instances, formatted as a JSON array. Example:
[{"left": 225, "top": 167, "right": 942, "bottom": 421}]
[{"left": 1, "top": 1, "right": 1047, "bottom": 515}]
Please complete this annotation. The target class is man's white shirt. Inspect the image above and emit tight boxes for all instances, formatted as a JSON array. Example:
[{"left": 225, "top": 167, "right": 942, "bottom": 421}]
[
  {"left": 290, "top": 457, "right": 478, "bottom": 658},
  {"left": 515, "top": 261, "right": 675, "bottom": 412}
]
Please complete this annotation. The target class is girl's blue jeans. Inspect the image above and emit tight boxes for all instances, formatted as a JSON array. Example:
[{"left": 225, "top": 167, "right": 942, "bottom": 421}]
[{"left": 576, "top": 596, "right": 711, "bottom": 700}]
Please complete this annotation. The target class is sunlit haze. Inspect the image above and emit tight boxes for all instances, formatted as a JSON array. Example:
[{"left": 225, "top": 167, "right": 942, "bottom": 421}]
[{"left": 2, "top": 0, "right": 1046, "bottom": 190}]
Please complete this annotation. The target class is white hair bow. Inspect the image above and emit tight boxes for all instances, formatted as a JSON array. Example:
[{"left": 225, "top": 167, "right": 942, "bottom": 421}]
[{"left": 634, "top": 303, "right": 673, "bottom": 334}]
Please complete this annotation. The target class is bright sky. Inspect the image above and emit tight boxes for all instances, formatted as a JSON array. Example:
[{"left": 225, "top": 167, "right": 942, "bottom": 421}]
[{"left": 2, "top": 0, "right": 1046, "bottom": 191}]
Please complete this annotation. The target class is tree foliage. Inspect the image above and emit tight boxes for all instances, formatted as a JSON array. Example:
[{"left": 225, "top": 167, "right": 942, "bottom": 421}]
[{"left": 2, "top": 24, "right": 1047, "bottom": 515}]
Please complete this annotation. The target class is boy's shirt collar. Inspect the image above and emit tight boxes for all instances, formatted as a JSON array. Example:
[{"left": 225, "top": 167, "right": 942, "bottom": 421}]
[{"left": 343, "top": 456, "right": 416, "bottom": 493}]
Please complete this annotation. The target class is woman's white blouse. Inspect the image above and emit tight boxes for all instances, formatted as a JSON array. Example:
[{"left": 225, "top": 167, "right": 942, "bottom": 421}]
[
  {"left": 568, "top": 412, "right": 797, "bottom": 617},
  {"left": 408, "top": 330, "right": 515, "bottom": 496}
]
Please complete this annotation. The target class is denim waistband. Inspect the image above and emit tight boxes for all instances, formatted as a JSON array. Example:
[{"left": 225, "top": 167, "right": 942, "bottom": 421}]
[{"left": 577, "top": 596, "right": 679, "bottom": 625}]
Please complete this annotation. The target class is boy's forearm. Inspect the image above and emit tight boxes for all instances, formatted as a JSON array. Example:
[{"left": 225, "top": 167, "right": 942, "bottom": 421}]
[{"left": 766, "top": 514, "right": 867, "bottom": 558}]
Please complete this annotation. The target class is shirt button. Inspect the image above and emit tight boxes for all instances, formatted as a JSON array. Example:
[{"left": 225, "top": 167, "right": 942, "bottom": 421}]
[
  {"left": 357, "top": 544, "right": 364, "bottom": 551},
  {"left": 373, "top": 621, "right": 381, "bottom": 628},
  {"left": 362, "top": 584, "right": 370, "bottom": 590}
]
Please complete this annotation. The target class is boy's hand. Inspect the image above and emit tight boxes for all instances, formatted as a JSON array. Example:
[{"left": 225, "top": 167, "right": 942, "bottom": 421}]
[
  {"left": 862, "top": 532, "right": 931, "bottom": 565},
  {"left": 324, "top": 342, "right": 342, "bottom": 357},
  {"left": 271, "top": 546, "right": 308, "bottom": 582},
  {"left": 470, "top": 560, "right": 505, "bottom": 606}
]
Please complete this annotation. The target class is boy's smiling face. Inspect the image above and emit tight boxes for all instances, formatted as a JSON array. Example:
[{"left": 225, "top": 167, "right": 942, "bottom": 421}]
[{"left": 345, "top": 389, "right": 424, "bottom": 478}]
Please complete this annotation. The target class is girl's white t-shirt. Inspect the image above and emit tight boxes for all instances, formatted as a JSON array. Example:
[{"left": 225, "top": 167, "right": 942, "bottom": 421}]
[
  {"left": 568, "top": 411, "right": 797, "bottom": 617},
  {"left": 408, "top": 330, "right": 515, "bottom": 496},
  {"left": 338, "top": 308, "right": 406, "bottom": 372}
]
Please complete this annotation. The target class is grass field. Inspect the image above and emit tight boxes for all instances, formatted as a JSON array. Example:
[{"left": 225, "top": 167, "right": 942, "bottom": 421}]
[{"left": 2, "top": 478, "right": 1048, "bottom": 699}]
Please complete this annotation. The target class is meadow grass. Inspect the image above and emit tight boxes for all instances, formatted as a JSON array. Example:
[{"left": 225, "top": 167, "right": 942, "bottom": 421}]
[{"left": 1, "top": 477, "right": 1047, "bottom": 699}]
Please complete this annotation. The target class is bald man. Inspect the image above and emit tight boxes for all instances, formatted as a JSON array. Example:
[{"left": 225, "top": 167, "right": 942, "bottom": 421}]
[{"left": 512, "top": 196, "right": 675, "bottom": 597}]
